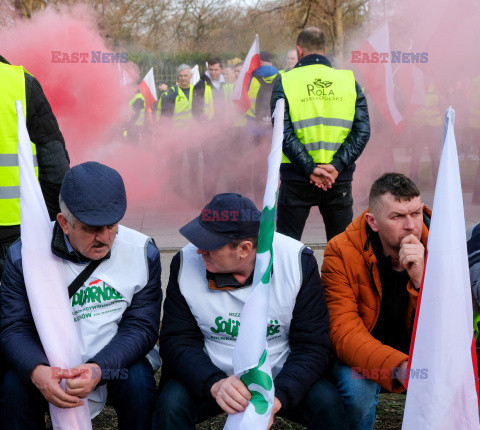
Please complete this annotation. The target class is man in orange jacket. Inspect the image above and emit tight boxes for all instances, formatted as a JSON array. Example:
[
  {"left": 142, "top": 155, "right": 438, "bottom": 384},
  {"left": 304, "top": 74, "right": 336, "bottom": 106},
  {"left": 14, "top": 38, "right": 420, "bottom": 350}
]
[{"left": 321, "top": 173, "right": 430, "bottom": 430}]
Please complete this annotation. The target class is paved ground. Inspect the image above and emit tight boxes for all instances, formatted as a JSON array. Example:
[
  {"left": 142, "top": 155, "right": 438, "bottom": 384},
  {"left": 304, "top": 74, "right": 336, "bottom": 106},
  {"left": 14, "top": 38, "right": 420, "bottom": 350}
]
[{"left": 121, "top": 186, "right": 479, "bottom": 296}]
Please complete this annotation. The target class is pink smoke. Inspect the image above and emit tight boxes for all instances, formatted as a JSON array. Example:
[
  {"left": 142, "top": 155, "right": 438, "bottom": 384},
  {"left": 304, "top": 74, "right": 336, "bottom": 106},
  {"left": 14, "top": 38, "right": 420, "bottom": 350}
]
[{"left": 0, "top": 5, "right": 138, "bottom": 164}]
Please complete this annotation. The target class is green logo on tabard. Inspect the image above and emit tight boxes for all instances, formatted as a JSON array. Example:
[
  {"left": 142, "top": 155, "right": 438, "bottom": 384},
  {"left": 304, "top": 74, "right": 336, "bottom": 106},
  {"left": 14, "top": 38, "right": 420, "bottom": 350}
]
[
  {"left": 72, "top": 281, "right": 123, "bottom": 307},
  {"left": 240, "top": 349, "right": 273, "bottom": 415}
]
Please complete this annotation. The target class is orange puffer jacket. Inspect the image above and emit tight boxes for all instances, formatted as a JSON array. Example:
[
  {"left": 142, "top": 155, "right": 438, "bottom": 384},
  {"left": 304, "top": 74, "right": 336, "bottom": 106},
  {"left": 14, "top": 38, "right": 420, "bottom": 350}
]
[{"left": 321, "top": 208, "right": 430, "bottom": 392}]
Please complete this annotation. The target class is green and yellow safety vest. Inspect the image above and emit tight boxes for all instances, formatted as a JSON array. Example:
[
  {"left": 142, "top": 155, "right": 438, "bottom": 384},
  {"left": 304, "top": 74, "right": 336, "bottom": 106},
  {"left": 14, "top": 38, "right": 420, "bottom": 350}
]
[
  {"left": 246, "top": 75, "right": 278, "bottom": 119},
  {"left": 281, "top": 64, "right": 356, "bottom": 164},
  {"left": 129, "top": 93, "right": 145, "bottom": 126},
  {"left": 0, "top": 62, "right": 38, "bottom": 226},
  {"left": 172, "top": 84, "right": 194, "bottom": 125},
  {"left": 411, "top": 83, "right": 442, "bottom": 127}
]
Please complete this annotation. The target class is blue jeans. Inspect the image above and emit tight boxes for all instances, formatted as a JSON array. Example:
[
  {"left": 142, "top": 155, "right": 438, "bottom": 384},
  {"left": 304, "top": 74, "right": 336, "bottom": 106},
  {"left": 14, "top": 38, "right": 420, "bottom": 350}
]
[
  {"left": 152, "top": 377, "right": 349, "bottom": 430},
  {"left": 0, "top": 358, "right": 157, "bottom": 430},
  {"left": 330, "top": 360, "right": 381, "bottom": 430}
]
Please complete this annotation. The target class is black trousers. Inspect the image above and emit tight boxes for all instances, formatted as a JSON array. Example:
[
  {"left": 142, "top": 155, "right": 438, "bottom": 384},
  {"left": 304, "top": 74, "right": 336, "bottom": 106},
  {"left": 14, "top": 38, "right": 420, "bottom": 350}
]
[{"left": 277, "top": 180, "right": 353, "bottom": 242}]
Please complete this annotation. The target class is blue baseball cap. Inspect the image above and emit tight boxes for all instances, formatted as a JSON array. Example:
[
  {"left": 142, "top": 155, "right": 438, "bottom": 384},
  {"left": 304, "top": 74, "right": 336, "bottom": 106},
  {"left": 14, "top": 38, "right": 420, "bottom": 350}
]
[
  {"left": 180, "top": 193, "right": 260, "bottom": 251},
  {"left": 60, "top": 161, "right": 127, "bottom": 226}
]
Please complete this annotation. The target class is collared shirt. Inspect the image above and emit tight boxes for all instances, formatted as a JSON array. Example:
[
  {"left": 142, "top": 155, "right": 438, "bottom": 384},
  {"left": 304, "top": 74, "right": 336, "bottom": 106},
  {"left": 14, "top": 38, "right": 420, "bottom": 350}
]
[{"left": 206, "top": 269, "right": 254, "bottom": 290}]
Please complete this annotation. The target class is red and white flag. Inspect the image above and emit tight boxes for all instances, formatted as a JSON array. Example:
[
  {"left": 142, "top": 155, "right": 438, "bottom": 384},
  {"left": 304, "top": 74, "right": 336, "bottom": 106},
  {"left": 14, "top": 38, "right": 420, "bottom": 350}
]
[
  {"left": 402, "top": 107, "right": 480, "bottom": 429},
  {"left": 139, "top": 67, "right": 157, "bottom": 112},
  {"left": 232, "top": 35, "right": 261, "bottom": 112},
  {"left": 354, "top": 22, "right": 404, "bottom": 133}
]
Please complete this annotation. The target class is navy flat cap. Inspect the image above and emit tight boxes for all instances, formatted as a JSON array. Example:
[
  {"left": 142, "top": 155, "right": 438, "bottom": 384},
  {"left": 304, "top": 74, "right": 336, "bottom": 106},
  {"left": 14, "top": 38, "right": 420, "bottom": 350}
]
[
  {"left": 60, "top": 162, "right": 127, "bottom": 226},
  {"left": 180, "top": 193, "right": 260, "bottom": 251}
]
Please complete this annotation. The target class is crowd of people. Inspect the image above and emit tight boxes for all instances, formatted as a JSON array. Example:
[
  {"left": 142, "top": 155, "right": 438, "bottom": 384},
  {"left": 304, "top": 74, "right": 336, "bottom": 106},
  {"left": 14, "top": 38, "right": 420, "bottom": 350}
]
[{"left": 0, "top": 26, "right": 479, "bottom": 430}]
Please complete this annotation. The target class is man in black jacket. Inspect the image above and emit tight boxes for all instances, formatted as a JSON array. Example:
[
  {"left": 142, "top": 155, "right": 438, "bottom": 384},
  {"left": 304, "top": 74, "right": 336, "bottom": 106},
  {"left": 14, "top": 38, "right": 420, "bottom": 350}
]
[
  {"left": 192, "top": 58, "right": 230, "bottom": 200},
  {"left": 0, "top": 56, "right": 70, "bottom": 279},
  {"left": 271, "top": 27, "right": 370, "bottom": 243},
  {"left": 152, "top": 193, "right": 347, "bottom": 430}
]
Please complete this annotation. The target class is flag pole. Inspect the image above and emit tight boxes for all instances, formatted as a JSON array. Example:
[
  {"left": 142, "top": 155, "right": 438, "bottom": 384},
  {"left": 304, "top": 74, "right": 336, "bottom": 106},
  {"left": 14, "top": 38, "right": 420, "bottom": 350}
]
[{"left": 224, "top": 98, "right": 285, "bottom": 430}]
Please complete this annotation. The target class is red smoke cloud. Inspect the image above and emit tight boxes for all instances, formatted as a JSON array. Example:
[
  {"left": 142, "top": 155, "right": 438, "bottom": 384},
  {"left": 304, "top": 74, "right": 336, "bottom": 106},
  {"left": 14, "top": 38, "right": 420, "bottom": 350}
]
[
  {"left": 0, "top": 5, "right": 138, "bottom": 164},
  {"left": 0, "top": 6, "right": 269, "bottom": 218}
]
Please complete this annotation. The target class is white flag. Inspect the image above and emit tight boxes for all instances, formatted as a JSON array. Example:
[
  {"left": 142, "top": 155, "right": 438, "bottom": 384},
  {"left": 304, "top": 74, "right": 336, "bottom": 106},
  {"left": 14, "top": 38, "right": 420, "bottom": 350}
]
[
  {"left": 17, "top": 100, "right": 92, "bottom": 429},
  {"left": 402, "top": 107, "right": 480, "bottom": 429},
  {"left": 191, "top": 64, "right": 200, "bottom": 86},
  {"left": 224, "top": 99, "right": 284, "bottom": 430}
]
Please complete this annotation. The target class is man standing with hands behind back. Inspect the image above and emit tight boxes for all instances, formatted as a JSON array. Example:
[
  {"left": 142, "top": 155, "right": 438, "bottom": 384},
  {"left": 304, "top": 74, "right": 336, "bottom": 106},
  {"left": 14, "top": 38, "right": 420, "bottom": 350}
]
[{"left": 271, "top": 27, "right": 370, "bottom": 242}]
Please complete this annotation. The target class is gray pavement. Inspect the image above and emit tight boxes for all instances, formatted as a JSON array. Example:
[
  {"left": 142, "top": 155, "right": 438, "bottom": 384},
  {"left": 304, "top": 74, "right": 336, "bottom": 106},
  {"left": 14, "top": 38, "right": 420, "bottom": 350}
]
[{"left": 121, "top": 189, "right": 479, "bottom": 293}]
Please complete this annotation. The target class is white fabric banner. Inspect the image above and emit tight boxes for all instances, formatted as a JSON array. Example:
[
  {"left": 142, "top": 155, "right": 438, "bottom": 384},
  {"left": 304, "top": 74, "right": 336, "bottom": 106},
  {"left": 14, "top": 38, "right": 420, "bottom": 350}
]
[
  {"left": 17, "top": 100, "right": 92, "bottom": 429},
  {"left": 224, "top": 99, "right": 285, "bottom": 430},
  {"left": 402, "top": 107, "right": 480, "bottom": 429}
]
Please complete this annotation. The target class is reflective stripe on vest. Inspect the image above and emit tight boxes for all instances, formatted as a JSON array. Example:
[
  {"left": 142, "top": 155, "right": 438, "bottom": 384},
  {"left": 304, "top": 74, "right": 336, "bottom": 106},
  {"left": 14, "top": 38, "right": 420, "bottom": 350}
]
[
  {"left": 281, "top": 64, "right": 356, "bottom": 164},
  {"left": 0, "top": 62, "right": 38, "bottom": 226},
  {"left": 0, "top": 153, "right": 38, "bottom": 167},
  {"left": 173, "top": 84, "right": 194, "bottom": 125}
]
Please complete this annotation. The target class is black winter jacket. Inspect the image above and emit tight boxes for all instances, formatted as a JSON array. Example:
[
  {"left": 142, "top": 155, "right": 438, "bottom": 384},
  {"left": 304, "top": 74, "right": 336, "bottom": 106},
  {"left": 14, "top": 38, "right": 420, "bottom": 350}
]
[
  {"left": 0, "top": 223, "right": 162, "bottom": 384},
  {"left": 159, "top": 246, "right": 331, "bottom": 410},
  {"left": 270, "top": 54, "right": 370, "bottom": 182}
]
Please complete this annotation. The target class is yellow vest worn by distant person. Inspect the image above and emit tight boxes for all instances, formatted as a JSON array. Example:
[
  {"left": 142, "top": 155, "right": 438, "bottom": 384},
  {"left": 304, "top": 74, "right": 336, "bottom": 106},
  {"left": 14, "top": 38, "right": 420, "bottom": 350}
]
[
  {"left": 0, "top": 62, "right": 38, "bottom": 226},
  {"left": 172, "top": 84, "right": 194, "bottom": 125}
]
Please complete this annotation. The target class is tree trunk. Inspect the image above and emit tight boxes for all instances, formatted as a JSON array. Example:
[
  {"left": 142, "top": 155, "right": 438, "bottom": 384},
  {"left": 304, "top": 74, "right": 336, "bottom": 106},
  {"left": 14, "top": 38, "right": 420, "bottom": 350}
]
[{"left": 332, "top": 0, "right": 344, "bottom": 64}]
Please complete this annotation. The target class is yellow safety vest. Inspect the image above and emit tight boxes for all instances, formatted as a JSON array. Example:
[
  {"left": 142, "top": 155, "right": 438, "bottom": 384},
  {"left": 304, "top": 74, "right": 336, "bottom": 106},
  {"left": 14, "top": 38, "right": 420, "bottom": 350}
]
[
  {"left": 411, "top": 83, "right": 442, "bottom": 127},
  {"left": 223, "top": 83, "right": 234, "bottom": 99},
  {"left": 172, "top": 84, "right": 194, "bottom": 125},
  {"left": 0, "top": 63, "right": 38, "bottom": 226},
  {"left": 281, "top": 64, "right": 356, "bottom": 164},
  {"left": 246, "top": 75, "right": 278, "bottom": 119},
  {"left": 129, "top": 93, "right": 145, "bottom": 126}
]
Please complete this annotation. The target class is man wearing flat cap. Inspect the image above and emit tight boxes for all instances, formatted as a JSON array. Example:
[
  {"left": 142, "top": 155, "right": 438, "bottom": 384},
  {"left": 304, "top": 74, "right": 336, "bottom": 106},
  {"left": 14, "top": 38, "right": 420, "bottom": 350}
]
[
  {"left": 0, "top": 161, "right": 162, "bottom": 429},
  {"left": 152, "top": 193, "right": 348, "bottom": 429}
]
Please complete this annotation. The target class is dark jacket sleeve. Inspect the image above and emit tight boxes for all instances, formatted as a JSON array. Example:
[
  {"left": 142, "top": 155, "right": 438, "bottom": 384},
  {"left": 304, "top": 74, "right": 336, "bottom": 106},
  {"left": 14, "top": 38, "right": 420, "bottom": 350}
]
[
  {"left": 161, "top": 87, "right": 176, "bottom": 117},
  {"left": 270, "top": 78, "right": 370, "bottom": 177},
  {"left": 159, "top": 252, "right": 227, "bottom": 398},
  {"left": 0, "top": 241, "right": 49, "bottom": 383},
  {"left": 192, "top": 79, "right": 206, "bottom": 120},
  {"left": 89, "top": 240, "right": 162, "bottom": 379},
  {"left": 271, "top": 77, "right": 316, "bottom": 178},
  {"left": 25, "top": 74, "right": 70, "bottom": 220},
  {"left": 273, "top": 248, "right": 332, "bottom": 410},
  {"left": 329, "top": 82, "right": 370, "bottom": 175}
]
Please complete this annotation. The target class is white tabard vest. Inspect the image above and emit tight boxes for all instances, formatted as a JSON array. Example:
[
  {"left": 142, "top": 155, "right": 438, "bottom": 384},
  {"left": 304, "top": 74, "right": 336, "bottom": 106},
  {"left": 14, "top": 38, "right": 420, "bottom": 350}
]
[
  {"left": 178, "top": 232, "right": 305, "bottom": 378},
  {"left": 65, "top": 225, "right": 157, "bottom": 417}
]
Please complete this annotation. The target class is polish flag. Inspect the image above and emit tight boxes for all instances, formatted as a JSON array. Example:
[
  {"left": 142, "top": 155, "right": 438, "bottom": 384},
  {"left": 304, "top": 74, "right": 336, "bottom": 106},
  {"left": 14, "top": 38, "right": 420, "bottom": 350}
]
[
  {"left": 232, "top": 35, "right": 261, "bottom": 112},
  {"left": 402, "top": 107, "right": 480, "bottom": 429},
  {"left": 139, "top": 67, "right": 157, "bottom": 112},
  {"left": 354, "top": 22, "right": 404, "bottom": 133}
]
